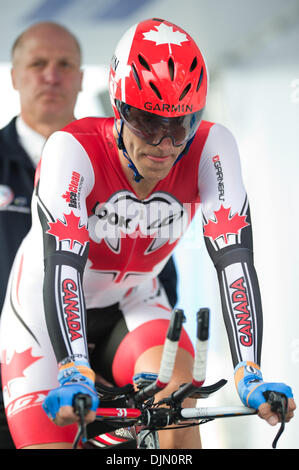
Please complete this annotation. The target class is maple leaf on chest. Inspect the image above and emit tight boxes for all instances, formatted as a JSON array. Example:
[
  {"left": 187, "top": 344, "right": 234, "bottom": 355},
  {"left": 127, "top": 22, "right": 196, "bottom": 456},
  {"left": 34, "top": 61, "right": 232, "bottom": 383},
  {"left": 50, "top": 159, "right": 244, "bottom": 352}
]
[
  {"left": 47, "top": 211, "right": 89, "bottom": 249},
  {"left": 203, "top": 205, "right": 249, "bottom": 244},
  {"left": 2, "top": 349, "right": 42, "bottom": 396}
]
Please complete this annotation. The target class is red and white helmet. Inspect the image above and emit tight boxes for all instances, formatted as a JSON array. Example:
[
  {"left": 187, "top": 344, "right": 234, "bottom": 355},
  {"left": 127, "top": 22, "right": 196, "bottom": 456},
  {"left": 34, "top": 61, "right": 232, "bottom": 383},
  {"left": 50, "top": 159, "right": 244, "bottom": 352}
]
[{"left": 109, "top": 18, "right": 208, "bottom": 120}]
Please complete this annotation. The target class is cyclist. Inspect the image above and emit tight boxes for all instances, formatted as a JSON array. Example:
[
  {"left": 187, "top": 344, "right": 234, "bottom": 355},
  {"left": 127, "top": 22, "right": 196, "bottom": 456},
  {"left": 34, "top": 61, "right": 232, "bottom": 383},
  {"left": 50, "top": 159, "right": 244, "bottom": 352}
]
[{"left": 0, "top": 18, "right": 295, "bottom": 449}]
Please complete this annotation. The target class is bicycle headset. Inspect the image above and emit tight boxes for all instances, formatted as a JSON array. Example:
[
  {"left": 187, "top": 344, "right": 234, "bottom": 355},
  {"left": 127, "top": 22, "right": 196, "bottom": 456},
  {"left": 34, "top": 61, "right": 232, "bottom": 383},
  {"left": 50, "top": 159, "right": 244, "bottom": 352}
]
[{"left": 109, "top": 18, "right": 209, "bottom": 182}]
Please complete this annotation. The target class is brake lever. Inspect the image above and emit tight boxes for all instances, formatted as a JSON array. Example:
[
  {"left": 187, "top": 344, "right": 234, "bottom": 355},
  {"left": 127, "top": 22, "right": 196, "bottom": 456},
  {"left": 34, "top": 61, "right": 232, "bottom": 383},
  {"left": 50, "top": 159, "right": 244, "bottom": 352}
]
[
  {"left": 263, "top": 391, "right": 288, "bottom": 449},
  {"left": 73, "top": 393, "right": 92, "bottom": 448}
]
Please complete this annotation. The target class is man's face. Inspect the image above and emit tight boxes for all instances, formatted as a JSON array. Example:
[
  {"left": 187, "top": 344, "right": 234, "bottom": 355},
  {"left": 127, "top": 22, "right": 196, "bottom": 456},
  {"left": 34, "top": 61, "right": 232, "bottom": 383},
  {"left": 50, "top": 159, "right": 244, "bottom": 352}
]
[
  {"left": 11, "top": 26, "right": 83, "bottom": 127},
  {"left": 121, "top": 122, "right": 184, "bottom": 185}
]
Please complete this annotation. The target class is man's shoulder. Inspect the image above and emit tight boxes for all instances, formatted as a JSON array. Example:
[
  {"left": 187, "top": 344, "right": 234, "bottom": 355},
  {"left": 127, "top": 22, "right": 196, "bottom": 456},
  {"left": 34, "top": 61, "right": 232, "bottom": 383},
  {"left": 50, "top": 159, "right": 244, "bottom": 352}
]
[
  {"left": 61, "top": 116, "right": 114, "bottom": 137},
  {"left": 196, "top": 120, "right": 237, "bottom": 144},
  {"left": 190, "top": 119, "right": 215, "bottom": 151},
  {"left": 0, "top": 117, "right": 20, "bottom": 159},
  {"left": 0, "top": 117, "right": 17, "bottom": 143}
]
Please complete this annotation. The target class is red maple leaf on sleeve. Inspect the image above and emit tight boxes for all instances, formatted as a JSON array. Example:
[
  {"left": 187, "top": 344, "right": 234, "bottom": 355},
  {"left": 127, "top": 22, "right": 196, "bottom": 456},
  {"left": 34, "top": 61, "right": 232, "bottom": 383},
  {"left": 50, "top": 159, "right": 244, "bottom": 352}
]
[
  {"left": 47, "top": 211, "right": 89, "bottom": 249},
  {"left": 203, "top": 205, "right": 249, "bottom": 244},
  {"left": 2, "top": 349, "right": 42, "bottom": 396}
]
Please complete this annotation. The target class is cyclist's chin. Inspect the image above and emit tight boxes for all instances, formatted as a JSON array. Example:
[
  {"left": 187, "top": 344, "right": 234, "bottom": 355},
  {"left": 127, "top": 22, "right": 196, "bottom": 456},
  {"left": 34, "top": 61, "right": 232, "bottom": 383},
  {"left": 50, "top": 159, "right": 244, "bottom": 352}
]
[{"left": 139, "top": 156, "right": 175, "bottom": 181}]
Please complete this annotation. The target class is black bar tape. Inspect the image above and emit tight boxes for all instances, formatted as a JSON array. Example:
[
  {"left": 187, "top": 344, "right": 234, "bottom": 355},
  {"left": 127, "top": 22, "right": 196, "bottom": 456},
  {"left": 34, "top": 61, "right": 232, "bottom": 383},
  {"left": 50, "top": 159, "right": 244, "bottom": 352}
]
[
  {"left": 197, "top": 308, "right": 210, "bottom": 341},
  {"left": 166, "top": 309, "right": 186, "bottom": 341}
]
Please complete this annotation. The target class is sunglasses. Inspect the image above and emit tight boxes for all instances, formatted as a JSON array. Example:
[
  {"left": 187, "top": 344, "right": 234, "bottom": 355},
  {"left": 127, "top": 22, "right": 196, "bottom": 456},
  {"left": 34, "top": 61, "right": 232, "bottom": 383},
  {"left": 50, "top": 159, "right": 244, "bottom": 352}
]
[{"left": 116, "top": 100, "right": 203, "bottom": 147}]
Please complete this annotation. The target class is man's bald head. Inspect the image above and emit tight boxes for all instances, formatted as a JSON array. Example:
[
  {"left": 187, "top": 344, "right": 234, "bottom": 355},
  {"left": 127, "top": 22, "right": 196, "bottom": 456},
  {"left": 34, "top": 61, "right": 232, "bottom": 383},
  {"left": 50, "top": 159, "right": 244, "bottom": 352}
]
[
  {"left": 10, "top": 21, "right": 83, "bottom": 137},
  {"left": 11, "top": 22, "right": 82, "bottom": 66}
]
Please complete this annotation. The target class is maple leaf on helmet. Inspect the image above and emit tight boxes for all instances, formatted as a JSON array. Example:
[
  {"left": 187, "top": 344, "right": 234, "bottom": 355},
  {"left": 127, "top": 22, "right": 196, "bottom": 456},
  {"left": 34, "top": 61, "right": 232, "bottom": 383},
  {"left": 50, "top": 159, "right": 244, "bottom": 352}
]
[
  {"left": 142, "top": 22, "right": 189, "bottom": 47},
  {"left": 46, "top": 211, "right": 89, "bottom": 249},
  {"left": 203, "top": 205, "right": 249, "bottom": 244}
]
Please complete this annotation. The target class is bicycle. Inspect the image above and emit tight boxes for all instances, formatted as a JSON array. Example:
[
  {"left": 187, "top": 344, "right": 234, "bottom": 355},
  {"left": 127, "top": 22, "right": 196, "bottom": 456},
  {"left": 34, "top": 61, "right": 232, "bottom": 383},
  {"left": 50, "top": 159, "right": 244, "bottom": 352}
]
[{"left": 73, "top": 308, "right": 289, "bottom": 450}]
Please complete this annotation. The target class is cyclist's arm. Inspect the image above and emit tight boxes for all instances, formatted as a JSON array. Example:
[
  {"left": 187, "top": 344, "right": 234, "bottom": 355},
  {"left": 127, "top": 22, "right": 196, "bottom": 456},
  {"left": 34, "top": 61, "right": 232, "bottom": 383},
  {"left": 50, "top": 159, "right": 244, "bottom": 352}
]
[
  {"left": 37, "top": 130, "right": 94, "bottom": 363},
  {"left": 198, "top": 123, "right": 262, "bottom": 368},
  {"left": 197, "top": 123, "right": 295, "bottom": 423},
  {"left": 36, "top": 131, "right": 98, "bottom": 424}
]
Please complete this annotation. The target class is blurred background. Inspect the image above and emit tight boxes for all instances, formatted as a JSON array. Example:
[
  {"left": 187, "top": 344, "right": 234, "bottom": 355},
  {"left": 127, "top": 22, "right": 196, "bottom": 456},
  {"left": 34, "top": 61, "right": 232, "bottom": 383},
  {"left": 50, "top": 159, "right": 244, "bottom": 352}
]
[{"left": 0, "top": 0, "right": 298, "bottom": 449}]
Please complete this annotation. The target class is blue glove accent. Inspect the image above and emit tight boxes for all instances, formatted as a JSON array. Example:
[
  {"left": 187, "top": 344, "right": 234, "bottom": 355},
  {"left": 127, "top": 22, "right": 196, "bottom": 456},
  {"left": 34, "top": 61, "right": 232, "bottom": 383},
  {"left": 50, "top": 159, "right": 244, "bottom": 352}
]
[
  {"left": 42, "top": 361, "right": 99, "bottom": 421},
  {"left": 234, "top": 361, "right": 293, "bottom": 410}
]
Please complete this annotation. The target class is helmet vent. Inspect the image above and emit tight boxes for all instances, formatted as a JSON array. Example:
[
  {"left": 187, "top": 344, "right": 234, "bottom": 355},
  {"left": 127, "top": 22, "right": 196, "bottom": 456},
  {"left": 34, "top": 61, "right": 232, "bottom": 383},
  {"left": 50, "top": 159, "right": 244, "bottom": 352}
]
[
  {"left": 138, "top": 54, "right": 151, "bottom": 71},
  {"left": 168, "top": 57, "right": 175, "bottom": 81},
  {"left": 131, "top": 63, "right": 142, "bottom": 90},
  {"left": 196, "top": 66, "right": 204, "bottom": 91},
  {"left": 179, "top": 83, "right": 191, "bottom": 101},
  {"left": 149, "top": 81, "right": 162, "bottom": 100},
  {"left": 190, "top": 56, "right": 198, "bottom": 72}
]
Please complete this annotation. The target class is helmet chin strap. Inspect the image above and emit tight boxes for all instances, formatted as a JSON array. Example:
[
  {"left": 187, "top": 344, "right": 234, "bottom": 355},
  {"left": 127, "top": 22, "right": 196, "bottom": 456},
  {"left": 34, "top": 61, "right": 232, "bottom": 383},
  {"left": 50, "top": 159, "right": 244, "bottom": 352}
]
[
  {"left": 115, "top": 120, "right": 144, "bottom": 183},
  {"left": 114, "top": 119, "right": 195, "bottom": 183},
  {"left": 173, "top": 134, "right": 196, "bottom": 165}
]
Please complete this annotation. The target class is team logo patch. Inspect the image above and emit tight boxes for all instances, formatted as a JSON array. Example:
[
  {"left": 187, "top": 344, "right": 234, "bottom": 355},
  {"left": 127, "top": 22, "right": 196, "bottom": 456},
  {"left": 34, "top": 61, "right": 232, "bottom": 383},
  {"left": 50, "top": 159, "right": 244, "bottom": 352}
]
[
  {"left": 230, "top": 277, "right": 253, "bottom": 347},
  {"left": 203, "top": 205, "right": 249, "bottom": 244},
  {"left": 62, "top": 278, "right": 82, "bottom": 341},
  {"left": 46, "top": 211, "right": 89, "bottom": 249},
  {"left": 212, "top": 155, "right": 225, "bottom": 201},
  {"left": 88, "top": 190, "right": 189, "bottom": 254},
  {"left": 62, "top": 171, "right": 83, "bottom": 210}
]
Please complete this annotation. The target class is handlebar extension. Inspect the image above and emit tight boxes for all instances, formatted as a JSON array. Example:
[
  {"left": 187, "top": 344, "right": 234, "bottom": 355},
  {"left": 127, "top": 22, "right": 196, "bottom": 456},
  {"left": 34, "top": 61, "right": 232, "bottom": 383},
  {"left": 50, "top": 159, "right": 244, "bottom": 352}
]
[{"left": 135, "top": 308, "right": 185, "bottom": 403}]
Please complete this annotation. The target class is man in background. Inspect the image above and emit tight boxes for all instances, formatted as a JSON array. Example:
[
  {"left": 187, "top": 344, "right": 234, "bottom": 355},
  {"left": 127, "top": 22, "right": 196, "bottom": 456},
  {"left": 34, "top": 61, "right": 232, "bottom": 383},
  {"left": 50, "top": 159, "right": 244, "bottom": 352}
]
[
  {"left": 0, "top": 21, "right": 83, "bottom": 313},
  {"left": 0, "top": 21, "right": 177, "bottom": 448},
  {"left": 0, "top": 21, "right": 84, "bottom": 449}
]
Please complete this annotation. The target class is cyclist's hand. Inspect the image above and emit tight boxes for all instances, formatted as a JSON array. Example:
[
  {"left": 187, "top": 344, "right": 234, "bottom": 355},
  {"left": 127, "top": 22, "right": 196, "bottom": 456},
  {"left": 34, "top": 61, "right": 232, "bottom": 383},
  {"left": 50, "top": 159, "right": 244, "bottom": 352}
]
[
  {"left": 258, "top": 397, "right": 296, "bottom": 426},
  {"left": 234, "top": 361, "right": 295, "bottom": 425},
  {"left": 42, "top": 356, "right": 99, "bottom": 426}
]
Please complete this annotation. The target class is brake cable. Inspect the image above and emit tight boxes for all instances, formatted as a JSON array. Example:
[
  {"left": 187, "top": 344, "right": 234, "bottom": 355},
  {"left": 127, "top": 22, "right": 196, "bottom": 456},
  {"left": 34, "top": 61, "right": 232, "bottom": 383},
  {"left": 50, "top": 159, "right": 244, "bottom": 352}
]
[
  {"left": 73, "top": 394, "right": 92, "bottom": 449},
  {"left": 264, "top": 391, "right": 288, "bottom": 449}
]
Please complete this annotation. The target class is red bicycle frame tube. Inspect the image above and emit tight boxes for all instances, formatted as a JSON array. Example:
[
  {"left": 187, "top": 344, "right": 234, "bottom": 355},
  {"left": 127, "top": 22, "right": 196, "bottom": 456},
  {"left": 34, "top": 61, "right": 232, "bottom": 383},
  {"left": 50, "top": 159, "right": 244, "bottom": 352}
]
[{"left": 96, "top": 408, "right": 141, "bottom": 419}]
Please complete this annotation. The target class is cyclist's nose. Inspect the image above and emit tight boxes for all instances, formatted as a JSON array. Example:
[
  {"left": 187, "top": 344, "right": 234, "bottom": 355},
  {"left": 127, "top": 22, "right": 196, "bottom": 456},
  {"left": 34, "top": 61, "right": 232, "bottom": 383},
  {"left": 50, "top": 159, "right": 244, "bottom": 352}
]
[{"left": 155, "top": 135, "right": 176, "bottom": 150}]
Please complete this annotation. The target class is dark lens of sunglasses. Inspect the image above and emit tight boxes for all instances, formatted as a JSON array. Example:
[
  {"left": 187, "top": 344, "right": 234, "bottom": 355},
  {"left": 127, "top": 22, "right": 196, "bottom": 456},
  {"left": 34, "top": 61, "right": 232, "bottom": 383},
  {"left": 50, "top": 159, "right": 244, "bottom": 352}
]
[{"left": 117, "top": 101, "right": 203, "bottom": 146}]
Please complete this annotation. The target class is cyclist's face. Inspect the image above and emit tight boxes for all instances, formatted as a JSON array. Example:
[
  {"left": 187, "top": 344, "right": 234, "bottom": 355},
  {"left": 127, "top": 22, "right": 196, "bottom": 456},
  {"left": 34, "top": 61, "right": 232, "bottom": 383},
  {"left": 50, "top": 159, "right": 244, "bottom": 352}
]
[
  {"left": 11, "top": 24, "right": 83, "bottom": 131},
  {"left": 120, "top": 121, "right": 184, "bottom": 184}
]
